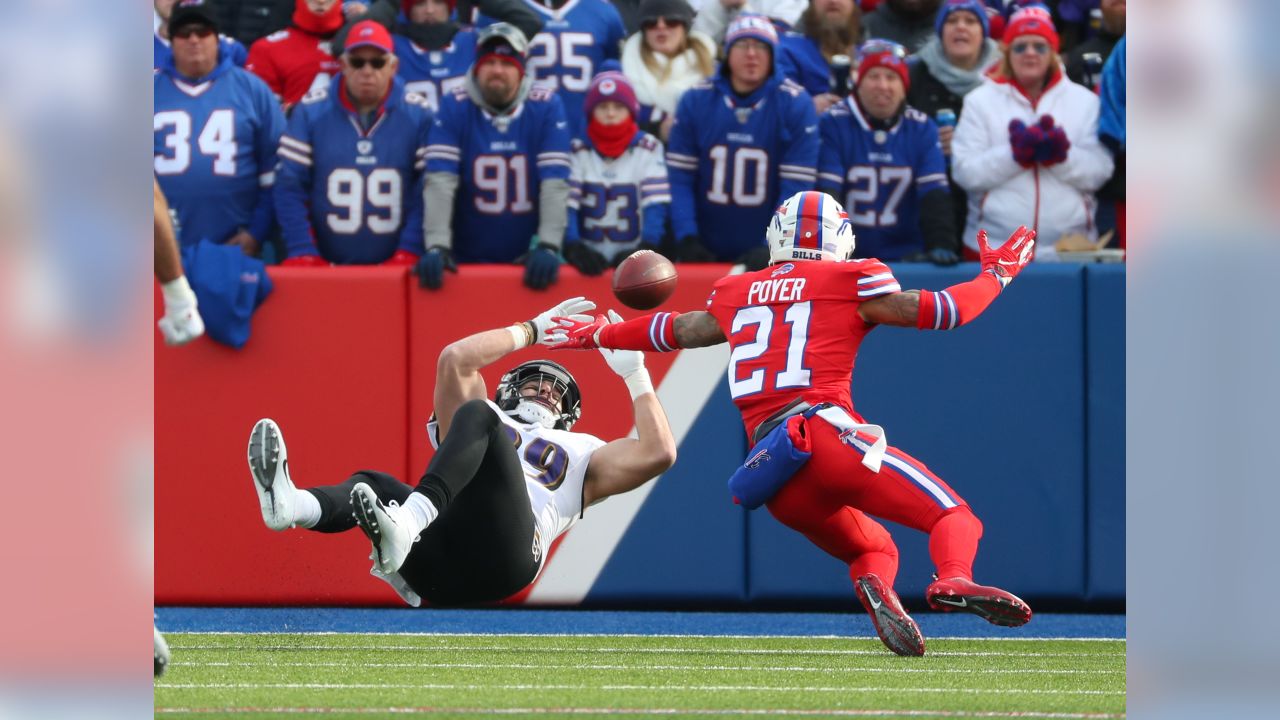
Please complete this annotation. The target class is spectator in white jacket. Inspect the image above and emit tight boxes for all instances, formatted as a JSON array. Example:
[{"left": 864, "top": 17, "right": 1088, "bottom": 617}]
[
  {"left": 951, "top": 7, "right": 1112, "bottom": 261},
  {"left": 691, "top": 0, "right": 808, "bottom": 43},
  {"left": 622, "top": 0, "right": 717, "bottom": 143}
]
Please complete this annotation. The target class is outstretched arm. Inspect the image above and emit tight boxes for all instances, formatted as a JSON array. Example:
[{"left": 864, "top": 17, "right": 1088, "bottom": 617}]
[
  {"left": 859, "top": 226, "right": 1036, "bottom": 329},
  {"left": 433, "top": 296, "right": 596, "bottom": 437},
  {"left": 549, "top": 309, "right": 726, "bottom": 352},
  {"left": 583, "top": 312, "right": 678, "bottom": 506}
]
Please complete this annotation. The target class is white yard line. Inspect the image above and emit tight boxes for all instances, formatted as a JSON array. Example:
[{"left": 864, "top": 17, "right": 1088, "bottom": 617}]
[
  {"left": 155, "top": 707, "right": 1124, "bottom": 718},
  {"left": 170, "top": 631, "right": 1125, "bottom": 642},
  {"left": 181, "top": 660, "right": 1122, "bottom": 675},
  {"left": 173, "top": 644, "right": 1120, "bottom": 658},
  {"left": 158, "top": 682, "right": 1123, "bottom": 696}
]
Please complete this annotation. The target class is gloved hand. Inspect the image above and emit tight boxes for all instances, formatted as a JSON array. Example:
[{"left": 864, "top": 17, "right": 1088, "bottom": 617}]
[
  {"left": 562, "top": 241, "right": 609, "bottom": 276},
  {"left": 612, "top": 242, "right": 659, "bottom": 267},
  {"left": 382, "top": 249, "right": 420, "bottom": 266},
  {"left": 157, "top": 276, "right": 206, "bottom": 347},
  {"left": 281, "top": 254, "right": 329, "bottom": 267},
  {"left": 531, "top": 296, "right": 596, "bottom": 345},
  {"left": 415, "top": 246, "right": 457, "bottom": 290},
  {"left": 676, "top": 235, "right": 717, "bottom": 263},
  {"left": 735, "top": 245, "right": 771, "bottom": 271},
  {"left": 523, "top": 242, "right": 561, "bottom": 290},
  {"left": 596, "top": 310, "right": 652, "bottom": 398},
  {"left": 1035, "top": 115, "right": 1070, "bottom": 166},
  {"left": 1008, "top": 119, "right": 1036, "bottom": 168},
  {"left": 978, "top": 226, "right": 1036, "bottom": 289},
  {"left": 546, "top": 313, "right": 608, "bottom": 350},
  {"left": 597, "top": 310, "right": 645, "bottom": 379},
  {"left": 927, "top": 246, "right": 960, "bottom": 266}
]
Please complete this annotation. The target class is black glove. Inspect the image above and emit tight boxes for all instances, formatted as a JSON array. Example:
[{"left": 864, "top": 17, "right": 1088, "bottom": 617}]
[
  {"left": 562, "top": 241, "right": 609, "bottom": 276},
  {"left": 676, "top": 235, "right": 717, "bottom": 263},
  {"left": 927, "top": 246, "right": 960, "bottom": 266},
  {"left": 415, "top": 246, "right": 457, "bottom": 290},
  {"left": 736, "top": 246, "right": 771, "bottom": 272},
  {"left": 611, "top": 242, "right": 660, "bottom": 268},
  {"left": 523, "top": 242, "right": 561, "bottom": 290}
]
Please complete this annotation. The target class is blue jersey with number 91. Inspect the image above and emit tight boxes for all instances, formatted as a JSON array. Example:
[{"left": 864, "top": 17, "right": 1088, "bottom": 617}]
[
  {"left": 424, "top": 83, "right": 572, "bottom": 262},
  {"left": 478, "top": 0, "right": 625, "bottom": 138},
  {"left": 154, "top": 50, "right": 284, "bottom": 247}
]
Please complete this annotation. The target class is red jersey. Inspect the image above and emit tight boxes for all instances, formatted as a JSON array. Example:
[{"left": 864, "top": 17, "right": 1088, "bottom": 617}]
[
  {"left": 246, "top": 28, "right": 342, "bottom": 107},
  {"left": 706, "top": 258, "right": 902, "bottom": 438}
]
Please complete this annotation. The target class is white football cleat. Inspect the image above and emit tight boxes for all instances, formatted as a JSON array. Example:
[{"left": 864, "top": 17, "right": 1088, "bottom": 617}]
[
  {"left": 351, "top": 482, "right": 415, "bottom": 575},
  {"left": 247, "top": 418, "right": 297, "bottom": 531},
  {"left": 154, "top": 625, "right": 170, "bottom": 678}
]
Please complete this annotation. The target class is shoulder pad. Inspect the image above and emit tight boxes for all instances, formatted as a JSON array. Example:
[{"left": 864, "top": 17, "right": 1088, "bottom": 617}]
[
  {"left": 264, "top": 29, "right": 291, "bottom": 43},
  {"left": 300, "top": 86, "right": 329, "bottom": 104},
  {"left": 903, "top": 106, "right": 929, "bottom": 123}
]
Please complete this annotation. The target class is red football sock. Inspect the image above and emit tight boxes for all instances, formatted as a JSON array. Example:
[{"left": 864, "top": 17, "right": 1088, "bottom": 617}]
[
  {"left": 850, "top": 551, "right": 900, "bottom": 588},
  {"left": 928, "top": 507, "right": 984, "bottom": 580}
]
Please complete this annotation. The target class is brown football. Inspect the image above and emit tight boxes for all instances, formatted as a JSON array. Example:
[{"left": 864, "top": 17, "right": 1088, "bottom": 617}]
[{"left": 613, "top": 250, "right": 677, "bottom": 310}]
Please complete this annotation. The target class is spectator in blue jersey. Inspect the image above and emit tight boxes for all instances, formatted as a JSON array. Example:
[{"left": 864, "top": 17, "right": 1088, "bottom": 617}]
[
  {"left": 861, "top": 0, "right": 942, "bottom": 54},
  {"left": 776, "top": 0, "right": 864, "bottom": 114},
  {"left": 154, "top": 0, "right": 285, "bottom": 257},
  {"left": 817, "top": 40, "right": 958, "bottom": 263},
  {"left": 274, "top": 20, "right": 434, "bottom": 266},
  {"left": 478, "top": 0, "right": 627, "bottom": 139},
  {"left": 342, "top": 0, "right": 542, "bottom": 112},
  {"left": 419, "top": 22, "right": 574, "bottom": 290},
  {"left": 665, "top": 13, "right": 819, "bottom": 269},
  {"left": 155, "top": 0, "right": 248, "bottom": 69},
  {"left": 563, "top": 71, "right": 672, "bottom": 273},
  {"left": 620, "top": 0, "right": 716, "bottom": 143},
  {"left": 1096, "top": 34, "right": 1124, "bottom": 247}
]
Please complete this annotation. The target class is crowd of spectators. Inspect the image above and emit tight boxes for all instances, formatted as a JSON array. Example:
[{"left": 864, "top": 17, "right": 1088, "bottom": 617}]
[{"left": 155, "top": 0, "right": 1127, "bottom": 296}]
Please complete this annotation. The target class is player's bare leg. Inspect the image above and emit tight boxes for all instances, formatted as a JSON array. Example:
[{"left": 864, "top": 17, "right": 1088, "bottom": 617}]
[{"left": 854, "top": 573, "right": 926, "bottom": 657}]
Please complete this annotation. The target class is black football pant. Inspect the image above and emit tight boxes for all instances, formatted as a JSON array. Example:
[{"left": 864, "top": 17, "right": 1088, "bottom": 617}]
[{"left": 306, "top": 400, "right": 539, "bottom": 606}]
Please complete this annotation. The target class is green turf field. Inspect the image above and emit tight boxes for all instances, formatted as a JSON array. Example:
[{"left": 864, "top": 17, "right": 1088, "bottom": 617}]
[{"left": 155, "top": 633, "right": 1125, "bottom": 718}]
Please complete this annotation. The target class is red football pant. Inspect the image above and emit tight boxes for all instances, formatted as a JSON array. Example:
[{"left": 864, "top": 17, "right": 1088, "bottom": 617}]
[{"left": 765, "top": 419, "right": 984, "bottom": 588}]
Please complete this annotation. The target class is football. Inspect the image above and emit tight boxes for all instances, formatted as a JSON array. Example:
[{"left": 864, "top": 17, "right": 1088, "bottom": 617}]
[{"left": 613, "top": 250, "right": 677, "bottom": 310}]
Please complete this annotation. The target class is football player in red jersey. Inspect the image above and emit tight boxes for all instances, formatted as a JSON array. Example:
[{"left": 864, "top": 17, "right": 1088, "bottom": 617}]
[
  {"left": 246, "top": 0, "right": 346, "bottom": 109},
  {"left": 549, "top": 190, "right": 1036, "bottom": 657}
]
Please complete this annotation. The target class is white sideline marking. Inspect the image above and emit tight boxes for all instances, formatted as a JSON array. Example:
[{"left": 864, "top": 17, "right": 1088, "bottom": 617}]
[
  {"left": 173, "top": 643, "right": 1120, "bottom": 658},
  {"left": 526, "top": 343, "right": 732, "bottom": 605},
  {"left": 182, "top": 660, "right": 1122, "bottom": 675},
  {"left": 159, "top": 682, "right": 1123, "bottom": 696},
  {"left": 156, "top": 708, "right": 1123, "bottom": 718},
  {"left": 171, "top": 631, "right": 1125, "bottom": 642}
]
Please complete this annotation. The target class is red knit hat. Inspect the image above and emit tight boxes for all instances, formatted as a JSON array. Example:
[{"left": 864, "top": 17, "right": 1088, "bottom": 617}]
[
  {"left": 855, "top": 40, "right": 910, "bottom": 92},
  {"left": 584, "top": 71, "right": 639, "bottom": 118},
  {"left": 1003, "top": 7, "right": 1059, "bottom": 51}
]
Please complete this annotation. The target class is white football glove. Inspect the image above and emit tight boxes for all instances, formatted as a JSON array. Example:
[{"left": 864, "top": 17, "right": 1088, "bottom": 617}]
[
  {"left": 531, "top": 296, "right": 596, "bottom": 345},
  {"left": 597, "top": 310, "right": 653, "bottom": 399},
  {"left": 158, "top": 276, "right": 205, "bottom": 347}
]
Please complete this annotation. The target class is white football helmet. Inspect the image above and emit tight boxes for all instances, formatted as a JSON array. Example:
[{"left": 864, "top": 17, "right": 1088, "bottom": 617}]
[{"left": 765, "top": 191, "right": 855, "bottom": 264}]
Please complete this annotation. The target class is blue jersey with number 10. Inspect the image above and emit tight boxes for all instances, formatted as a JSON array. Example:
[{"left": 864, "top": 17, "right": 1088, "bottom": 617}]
[
  {"left": 424, "top": 84, "right": 573, "bottom": 262},
  {"left": 478, "top": 0, "right": 625, "bottom": 138}
]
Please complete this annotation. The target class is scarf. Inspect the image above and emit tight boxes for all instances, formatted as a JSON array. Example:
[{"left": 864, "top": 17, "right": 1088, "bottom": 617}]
[
  {"left": 916, "top": 36, "right": 1001, "bottom": 97},
  {"left": 621, "top": 30, "right": 716, "bottom": 116},
  {"left": 292, "top": 0, "right": 345, "bottom": 36},
  {"left": 587, "top": 117, "right": 639, "bottom": 159}
]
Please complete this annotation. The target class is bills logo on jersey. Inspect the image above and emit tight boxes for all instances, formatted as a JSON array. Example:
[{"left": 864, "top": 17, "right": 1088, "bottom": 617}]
[
  {"left": 771, "top": 263, "right": 795, "bottom": 277},
  {"left": 357, "top": 140, "right": 373, "bottom": 155},
  {"left": 735, "top": 108, "right": 753, "bottom": 125}
]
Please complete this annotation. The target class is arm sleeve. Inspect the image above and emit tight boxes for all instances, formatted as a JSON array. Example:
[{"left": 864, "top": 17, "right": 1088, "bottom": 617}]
[
  {"left": 606, "top": 9, "right": 626, "bottom": 60},
  {"left": 534, "top": 97, "right": 573, "bottom": 182},
  {"left": 248, "top": 88, "right": 286, "bottom": 242},
  {"left": 474, "top": 0, "right": 544, "bottom": 43},
  {"left": 664, "top": 92, "right": 700, "bottom": 239},
  {"left": 816, "top": 113, "right": 845, "bottom": 196},
  {"left": 396, "top": 118, "right": 433, "bottom": 254},
  {"left": 776, "top": 93, "right": 820, "bottom": 201},
  {"left": 1098, "top": 37, "right": 1126, "bottom": 148},
  {"left": 640, "top": 202, "right": 668, "bottom": 245},
  {"left": 537, "top": 178, "right": 571, "bottom": 249},
  {"left": 423, "top": 172, "right": 459, "bottom": 250},
  {"left": 950, "top": 92, "right": 1026, "bottom": 193},
  {"left": 565, "top": 151, "right": 583, "bottom": 242},
  {"left": 273, "top": 110, "right": 319, "bottom": 257},
  {"left": 245, "top": 40, "right": 282, "bottom": 100},
  {"left": 1044, "top": 94, "right": 1114, "bottom": 192}
]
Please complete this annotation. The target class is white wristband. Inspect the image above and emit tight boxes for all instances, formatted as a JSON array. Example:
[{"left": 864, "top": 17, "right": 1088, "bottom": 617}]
[
  {"left": 160, "top": 275, "right": 196, "bottom": 308},
  {"left": 623, "top": 369, "right": 654, "bottom": 400},
  {"left": 507, "top": 324, "right": 532, "bottom": 349}
]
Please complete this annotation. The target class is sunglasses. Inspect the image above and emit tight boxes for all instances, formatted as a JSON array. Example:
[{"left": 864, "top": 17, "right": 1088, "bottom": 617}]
[
  {"left": 347, "top": 56, "right": 389, "bottom": 70},
  {"left": 856, "top": 39, "right": 908, "bottom": 61},
  {"left": 1011, "top": 41, "right": 1050, "bottom": 55},
  {"left": 641, "top": 16, "right": 687, "bottom": 30},
  {"left": 173, "top": 25, "right": 215, "bottom": 40}
]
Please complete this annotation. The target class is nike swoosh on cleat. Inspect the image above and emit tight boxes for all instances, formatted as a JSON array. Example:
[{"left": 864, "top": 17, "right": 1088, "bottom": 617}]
[
  {"left": 934, "top": 596, "right": 968, "bottom": 608},
  {"left": 868, "top": 593, "right": 882, "bottom": 610}
]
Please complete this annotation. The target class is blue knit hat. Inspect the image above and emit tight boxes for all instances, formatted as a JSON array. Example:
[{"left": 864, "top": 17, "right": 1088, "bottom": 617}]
[{"left": 935, "top": 0, "right": 990, "bottom": 40}]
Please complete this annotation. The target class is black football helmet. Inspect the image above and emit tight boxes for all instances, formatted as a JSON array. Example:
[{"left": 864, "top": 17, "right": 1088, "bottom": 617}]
[{"left": 494, "top": 359, "right": 582, "bottom": 431}]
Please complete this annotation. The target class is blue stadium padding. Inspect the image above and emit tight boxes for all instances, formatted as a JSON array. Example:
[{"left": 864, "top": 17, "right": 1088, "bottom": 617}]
[
  {"left": 748, "top": 264, "right": 1089, "bottom": 603},
  {"left": 587, "top": 380, "right": 749, "bottom": 603},
  {"left": 155, "top": 607, "right": 1127, "bottom": 638},
  {"left": 1085, "top": 265, "right": 1125, "bottom": 601}
]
